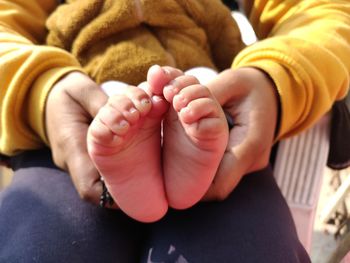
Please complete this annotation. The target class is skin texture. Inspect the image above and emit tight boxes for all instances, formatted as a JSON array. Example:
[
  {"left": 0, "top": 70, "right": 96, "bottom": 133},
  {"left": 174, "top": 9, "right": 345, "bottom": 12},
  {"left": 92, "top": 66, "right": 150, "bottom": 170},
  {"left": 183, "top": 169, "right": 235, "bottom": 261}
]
[
  {"left": 45, "top": 66, "right": 278, "bottom": 209},
  {"left": 87, "top": 81, "right": 169, "bottom": 222},
  {"left": 203, "top": 67, "right": 278, "bottom": 201},
  {"left": 45, "top": 72, "right": 114, "bottom": 207},
  {"left": 86, "top": 65, "right": 228, "bottom": 222},
  {"left": 147, "top": 66, "right": 229, "bottom": 210}
]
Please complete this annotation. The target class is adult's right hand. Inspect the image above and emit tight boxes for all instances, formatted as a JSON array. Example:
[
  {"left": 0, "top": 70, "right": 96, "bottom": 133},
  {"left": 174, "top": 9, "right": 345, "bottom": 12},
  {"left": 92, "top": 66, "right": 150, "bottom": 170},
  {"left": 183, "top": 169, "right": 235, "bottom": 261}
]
[
  {"left": 46, "top": 72, "right": 112, "bottom": 206},
  {"left": 202, "top": 67, "right": 279, "bottom": 201}
]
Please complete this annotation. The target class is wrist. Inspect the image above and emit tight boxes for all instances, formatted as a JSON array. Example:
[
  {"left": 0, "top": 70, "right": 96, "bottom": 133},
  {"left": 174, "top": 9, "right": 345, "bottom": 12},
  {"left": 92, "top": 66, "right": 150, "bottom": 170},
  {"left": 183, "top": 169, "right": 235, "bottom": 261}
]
[
  {"left": 249, "top": 67, "right": 281, "bottom": 140},
  {"left": 29, "top": 68, "right": 85, "bottom": 145}
]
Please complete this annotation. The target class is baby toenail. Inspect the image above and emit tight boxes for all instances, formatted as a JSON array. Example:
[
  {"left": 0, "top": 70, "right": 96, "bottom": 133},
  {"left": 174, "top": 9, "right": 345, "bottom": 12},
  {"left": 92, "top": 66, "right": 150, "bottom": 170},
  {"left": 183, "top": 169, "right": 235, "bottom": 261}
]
[
  {"left": 141, "top": 98, "right": 151, "bottom": 105},
  {"left": 112, "top": 135, "right": 123, "bottom": 145},
  {"left": 181, "top": 107, "right": 190, "bottom": 114},
  {"left": 129, "top": 107, "right": 137, "bottom": 114},
  {"left": 118, "top": 120, "right": 129, "bottom": 128},
  {"left": 164, "top": 85, "right": 172, "bottom": 92},
  {"left": 152, "top": 95, "right": 163, "bottom": 102},
  {"left": 164, "top": 81, "right": 177, "bottom": 93},
  {"left": 177, "top": 94, "right": 185, "bottom": 101},
  {"left": 162, "top": 67, "right": 170, "bottom": 75}
]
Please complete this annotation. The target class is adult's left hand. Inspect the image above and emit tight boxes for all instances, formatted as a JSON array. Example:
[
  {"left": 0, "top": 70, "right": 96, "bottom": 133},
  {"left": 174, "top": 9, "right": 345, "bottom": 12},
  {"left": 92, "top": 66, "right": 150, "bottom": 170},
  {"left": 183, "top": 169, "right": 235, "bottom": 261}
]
[{"left": 46, "top": 72, "right": 115, "bottom": 207}]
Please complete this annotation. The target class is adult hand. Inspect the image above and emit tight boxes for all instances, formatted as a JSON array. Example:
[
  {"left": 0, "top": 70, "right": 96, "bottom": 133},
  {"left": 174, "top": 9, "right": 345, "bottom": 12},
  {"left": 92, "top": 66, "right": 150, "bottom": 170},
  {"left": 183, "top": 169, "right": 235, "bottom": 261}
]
[
  {"left": 46, "top": 72, "right": 116, "bottom": 207},
  {"left": 203, "top": 67, "right": 279, "bottom": 201}
]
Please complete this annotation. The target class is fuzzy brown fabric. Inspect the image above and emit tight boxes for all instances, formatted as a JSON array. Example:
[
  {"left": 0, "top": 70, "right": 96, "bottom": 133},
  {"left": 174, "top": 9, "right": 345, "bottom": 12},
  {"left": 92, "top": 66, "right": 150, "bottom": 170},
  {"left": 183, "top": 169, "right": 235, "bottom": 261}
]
[{"left": 46, "top": 0, "right": 243, "bottom": 85}]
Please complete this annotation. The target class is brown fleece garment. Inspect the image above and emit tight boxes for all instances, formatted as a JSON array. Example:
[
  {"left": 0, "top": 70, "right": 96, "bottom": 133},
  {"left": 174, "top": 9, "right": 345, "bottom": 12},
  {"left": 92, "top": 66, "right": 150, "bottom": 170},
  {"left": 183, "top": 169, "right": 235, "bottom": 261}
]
[{"left": 46, "top": 0, "right": 243, "bottom": 85}]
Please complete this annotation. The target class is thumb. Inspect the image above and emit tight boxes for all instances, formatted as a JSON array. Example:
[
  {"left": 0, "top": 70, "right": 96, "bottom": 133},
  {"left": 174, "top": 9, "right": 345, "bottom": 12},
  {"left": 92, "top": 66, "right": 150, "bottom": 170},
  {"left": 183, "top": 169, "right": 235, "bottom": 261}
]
[
  {"left": 63, "top": 72, "right": 108, "bottom": 117},
  {"left": 202, "top": 125, "right": 256, "bottom": 201},
  {"left": 203, "top": 113, "right": 272, "bottom": 201}
]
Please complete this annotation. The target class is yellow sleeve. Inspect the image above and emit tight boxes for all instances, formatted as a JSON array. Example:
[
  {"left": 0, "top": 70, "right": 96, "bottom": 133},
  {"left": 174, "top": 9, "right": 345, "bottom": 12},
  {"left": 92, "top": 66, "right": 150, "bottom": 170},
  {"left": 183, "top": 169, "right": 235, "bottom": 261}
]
[
  {"left": 0, "top": 0, "right": 83, "bottom": 156},
  {"left": 234, "top": 0, "right": 350, "bottom": 139}
]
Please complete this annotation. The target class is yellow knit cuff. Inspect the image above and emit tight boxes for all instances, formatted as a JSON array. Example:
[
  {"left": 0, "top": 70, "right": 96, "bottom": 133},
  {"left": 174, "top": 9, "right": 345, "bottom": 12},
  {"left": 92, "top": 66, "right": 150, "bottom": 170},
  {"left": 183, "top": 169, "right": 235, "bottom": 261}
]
[{"left": 28, "top": 67, "right": 85, "bottom": 145}]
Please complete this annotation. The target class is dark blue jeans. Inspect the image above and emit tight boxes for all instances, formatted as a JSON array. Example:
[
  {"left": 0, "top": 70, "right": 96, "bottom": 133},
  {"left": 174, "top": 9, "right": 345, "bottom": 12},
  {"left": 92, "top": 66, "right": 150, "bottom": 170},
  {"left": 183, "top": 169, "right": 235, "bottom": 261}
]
[{"left": 0, "top": 149, "right": 310, "bottom": 263}]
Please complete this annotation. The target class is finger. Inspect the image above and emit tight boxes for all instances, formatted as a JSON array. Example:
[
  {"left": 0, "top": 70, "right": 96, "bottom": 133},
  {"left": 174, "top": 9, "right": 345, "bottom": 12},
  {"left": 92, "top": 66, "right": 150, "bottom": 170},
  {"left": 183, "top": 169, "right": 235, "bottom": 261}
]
[
  {"left": 202, "top": 125, "right": 251, "bottom": 201},
  {"left": 64, "top": 123, "right": 101, "bottom": 204},
  {"left": 202, "top": 152, "right": 242, "bottom": 201},
  {"left": 202, "top": 68, "right": 278, "bottom": 201},
  {"left": 68, "top": 147, "right": 102, "bottom": 205},
  {"left": 46, "top": 72, "right": 117, "bottom": 209},
  {"left": 206, "top": 69, "right": 249, "bottom": 105},
  {"left": 203, "top": 117, "right": 272, "bottom": 201},
  {"left": 64, "top": 73, "right": 108, "bottom": 118},
  {"left": 65, "top": 123, "right": 119, "bottom": 208}
]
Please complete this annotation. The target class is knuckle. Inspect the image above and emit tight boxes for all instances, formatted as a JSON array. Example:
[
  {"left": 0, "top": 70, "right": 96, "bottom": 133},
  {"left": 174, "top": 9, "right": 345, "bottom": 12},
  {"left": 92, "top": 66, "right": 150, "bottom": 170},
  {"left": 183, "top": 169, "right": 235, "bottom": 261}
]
[
  {"left": 247, "top": 143, "right": 271, "bottom": 172},
  {"left": 74, "top": 170, "right": 100, "bottom": 205},
  {"left": 51, "top": 151, "right": 65, "bottom": 170},
  {"left": 77, "top": 183, "right": 96, "bottom": 203},
  {"left": 210, "top": 183, "right": 231, "bottom": 201},
  {"left": 252, "top": 156, "right": 270, "bottom": 172},
  {"left": 50, "top": 142, "right": 69, "bottom": 171},
  {"left": 214, "top": 190, "right": 230, "bottom": 201}
]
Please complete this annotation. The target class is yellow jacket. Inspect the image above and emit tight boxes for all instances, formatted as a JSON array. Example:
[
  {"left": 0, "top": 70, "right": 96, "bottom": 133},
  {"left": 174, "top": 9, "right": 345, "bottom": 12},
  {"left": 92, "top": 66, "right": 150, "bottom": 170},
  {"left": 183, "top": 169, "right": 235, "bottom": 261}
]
[{"left": 0, "top": 0, "right": 349, "bottom": 156}]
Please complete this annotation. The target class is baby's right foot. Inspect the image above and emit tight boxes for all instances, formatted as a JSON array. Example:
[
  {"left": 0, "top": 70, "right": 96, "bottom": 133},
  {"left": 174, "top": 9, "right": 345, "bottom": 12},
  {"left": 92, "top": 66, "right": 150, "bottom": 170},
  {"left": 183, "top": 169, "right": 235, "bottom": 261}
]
[
  {"left": 147, "top": 66, "right": 229, "bottom": 209},
  {"left": 87, "top": 84, "right": 168, "bottom": 222}
]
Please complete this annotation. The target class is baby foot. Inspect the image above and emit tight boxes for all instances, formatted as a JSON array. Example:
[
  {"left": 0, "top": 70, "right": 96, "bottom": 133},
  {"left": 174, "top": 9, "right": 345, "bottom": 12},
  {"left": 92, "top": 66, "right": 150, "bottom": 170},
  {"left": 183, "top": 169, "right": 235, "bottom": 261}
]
[
  {"left": 147, "top": 66, "right": 229, "bottom": 209},
  {"left": 87, "top": 84, "right": 168, "bottom": 222}
]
